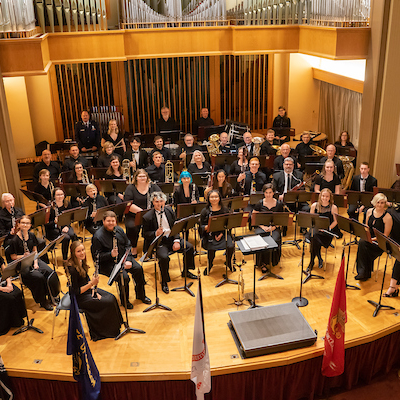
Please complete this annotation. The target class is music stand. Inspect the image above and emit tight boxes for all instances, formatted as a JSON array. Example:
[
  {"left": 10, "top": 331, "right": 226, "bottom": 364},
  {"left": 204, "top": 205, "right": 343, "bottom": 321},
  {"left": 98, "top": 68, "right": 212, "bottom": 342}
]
[
  {"left": 249, "top": 193, "right": 264, "bottom": 205},
  {"left": 171, "top": 215, "right": 200, "bottom": 297},
  {"left": 335, "top": 214, "right": 364, "bottom": 290},
  {"left": 93, "top": 202, "right": 132, "bottom": 223},
  {"left": 57, "top": 207, "right": 88, "bottom": 228},
  {"left": 61, "top": 183, "right": 88, "bottom": 199},
  {"left": 3, "top": 252, "right": 44, "bottom": 335},
  {"left": 96, "top": 180, "right": 128, "bottom": 203},
  {"left": 191, "top": 173, "right": 211, "bottom": 189},
  {"left": 89, "top": 167, "right": 107, "bottom": 180},
  {"left": 140, "top": 233, "right": 172, "bottom": 313},
  {"left": 222, "top": 196, "right": 249, "bottom": 210},
  {"left": 157, "top": 182, "right": 175, "bottom": 195},
  {"left": 213, "top": 154, "right": 237, "bottom": 169},
  {"left": 251, "top": 212, "right": 293, "bottom": 280},
  {"left": 20, "top": 189, "right": 49, "bottom": 207},
  {"left": 283, "top": 191, "right": 313, "bottom": 249},
  {"left": 304, "top": 163, "right": 324, "bottom": 175},
  {"left": 368, "top": 229, "right": 398, "bottom": 317},
  {"left": 346, "top": 190, "right": 374, "bottom": 210},
  {"left": 258, "top": 155, "right": 275, "bottom": 170},
  {"left": 108, "top": 249, "right": 146, "bottom": 338}
]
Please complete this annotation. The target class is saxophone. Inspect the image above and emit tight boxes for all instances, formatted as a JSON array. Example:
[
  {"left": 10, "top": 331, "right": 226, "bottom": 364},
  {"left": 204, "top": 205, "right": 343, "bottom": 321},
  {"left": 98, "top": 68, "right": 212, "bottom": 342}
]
[{"left": 191, "top": 183, "right": 196, "bottom": 203}]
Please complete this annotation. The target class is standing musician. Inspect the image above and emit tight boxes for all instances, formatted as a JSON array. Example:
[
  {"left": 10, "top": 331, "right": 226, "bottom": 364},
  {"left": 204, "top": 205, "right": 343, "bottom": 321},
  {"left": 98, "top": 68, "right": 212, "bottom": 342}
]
[
  {"left": 104, "top": 155, "right": 125, "bottom": 204},
  {"left": 348, "top": 162, "right": 377, "bottom": 221},
  {"left": 124, "top": 169, "right": 161, "bottom": 257},
  {"left": 187, "top": 150, "right": 211, "bottom": 175},
  {"left": 193, "top": 107, "right": 214, "bottom": 134},
  {"left": 179, "top": 134, "right": 202, "bottom": 161},
  {"left": 150, "top": 136, "right": 171, "bottom": 163},
  {"left": 260, "top": 129, "right": 279, "bottom": 156},
  {"left": 124, "top": 136, "right": 149, "bottom": 170},
  {"left": 91, "top": 211, "right": 151, "bottom": 308},
  {"left": 355, "top": 193, "right": 393, "bottom": 281},
  {"left": 295, "top": 132, "right": 314, "bottom": 170},
  {"left": 9, "top": 215, "right": 58, "bottom": 311},
  {"left": 273, "top": 143, "right": 298, "bottom": 171},
  {"left": 75, "top": 110, "right": 101, "bottom": 153},
  {"left": 101, "top": 119, "right": 126, "bottom": 158},
  {"left": 204, "top": 169, "right": 233, "bottom": 199},
  {"left": 33, "top": 169, "right": 54, "bottom": 207},
  {"left": 33, "top": 149, "right": 61, "bottom": 183},
  {"left": 236, "top": 132, "right": 254, "bottom": 158},
  {"left": 0, "top": 255, "right": 27, "bottom": 336},
  {"left": 45, "top": 187, "right": 78, "bottom": 264},
  {"left": 82, "top": 184, "right": 108, "bottom": 235},
  {"left": 230, "top": 146, "right": 249, "bottom": 175},
  {"left": 97, "top": 142, "right": 120, "bottom": 168},
  {"left": 306, "top": 189, "right": 341, "bottom": 270},
  {"left": 173, "top": 171, "right": 199, "bottom": 206},
  {"left": 67, "top": 241, "right": 123, "bottom": 341},
  {"left": 156, "top": 106, "right": 178, "bottom": 134},
  {"left": 0, "top": 193, "right": 25, "bottom": 248},
  {"left": 62, "top": 144, "right": 89, "bottom": 171},
  {"left": 237, "top": 157, "right": 268, "bottom": 195},
  {"left": 200, "top": 190, "right": 235, "bottom": 276},
  {"left": 146, "top": 152, "right": 165, "bottom": 183},
  {"left": 320, "top": 144, "right": 345, "bottom": 180},
  {"left": 253, "top": 183, "right": 284, "bottom": 270},
  {"left": 314, "top": 159, "right": 341, "bottom": 194},
  {"left": 142, "top": 192, "right": 197, "bottom": 294}
]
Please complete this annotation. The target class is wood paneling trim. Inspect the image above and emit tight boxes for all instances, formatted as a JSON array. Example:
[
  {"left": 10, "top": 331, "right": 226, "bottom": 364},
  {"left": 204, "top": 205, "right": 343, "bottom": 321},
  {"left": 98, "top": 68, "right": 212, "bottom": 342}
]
[{"left": 312, "top": 68, "right": 364, "bottom": 93}]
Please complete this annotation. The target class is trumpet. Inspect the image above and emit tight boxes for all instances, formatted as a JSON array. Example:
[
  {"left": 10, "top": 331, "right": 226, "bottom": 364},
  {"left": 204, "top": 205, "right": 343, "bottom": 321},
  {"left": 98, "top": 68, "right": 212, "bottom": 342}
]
[
  {"left": 82, "top": 168, "right": 90, "bottom": 184},
  {"left": 122, "top": 159, "right": 132, "bottom": 183},
  {"left": 165, "top": 160, "right": 174, "bottom": 183}
]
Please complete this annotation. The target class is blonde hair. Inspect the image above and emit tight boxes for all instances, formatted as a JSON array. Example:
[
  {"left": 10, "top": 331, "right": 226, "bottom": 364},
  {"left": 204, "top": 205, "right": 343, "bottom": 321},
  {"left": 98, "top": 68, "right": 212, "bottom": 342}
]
[
  {"left": 107, "top": 119, "right": 119, "bottom": 136},
  {"left": 316, "top": 188, "right": 333, "bottom": 212},
  {"left": 371, "top": 193, "right": 387, "bottom": 207}
]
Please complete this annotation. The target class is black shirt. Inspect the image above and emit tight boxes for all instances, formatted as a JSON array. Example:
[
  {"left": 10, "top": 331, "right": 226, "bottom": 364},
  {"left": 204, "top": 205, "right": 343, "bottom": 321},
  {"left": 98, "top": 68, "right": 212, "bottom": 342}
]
[
  {"left": 260, "top": 140, "right": 278, "bottom": 156},
  {"left": 156, "top": 117, "right": 178, "bottom": 134},
  {"left": 273, "top": 115, "right": 291, "bottom": 128},
  {"left": 33, "top": 161, "right": 61, "bottom": 182},
  {"left": 187, "top": 162, "right": 211, "bottom": 175},
  {"left": 33, "top": 183, "right": 52, "bottom": 202},
  {"left": 220, "top": 144, "right": 237, "bottom": 154},
  {"left": 9, "top": 232, "right": 38, "bottom": 256},
  {"left": 241, "top": 171, "right": 268, "bottom": 194},
  {"left": 173, "top": 184, "right": 200, "bottom": 206},
  {"left": 62, "top": 155, "right": 89, "bottom": 171},
  {"left": 124, "top": 183, "right": 161, "bottom": 212},
  {"left": 146, "top": 164, "right": 165, "bottom": 183},
  {"left": 194, "top": 117, "right": 215, "bottom": 134},
  {"left": 124, "top": 149, "right": 149, "bottom": 169},
  {"left": 315, "top": 174, "right": 341, "bottom": 193},
  {"left": 0, "top": 207, "right": 24, "bottom": 237},
  {"left": 150, "top": 147, "right": 171, "bottom": 163}
]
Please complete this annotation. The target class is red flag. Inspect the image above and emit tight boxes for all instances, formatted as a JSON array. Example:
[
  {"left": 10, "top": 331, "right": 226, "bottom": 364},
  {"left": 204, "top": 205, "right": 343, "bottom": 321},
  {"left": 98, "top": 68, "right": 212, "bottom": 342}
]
[{"left": 321, "top": 252, "right": 347, "bottom": 377}]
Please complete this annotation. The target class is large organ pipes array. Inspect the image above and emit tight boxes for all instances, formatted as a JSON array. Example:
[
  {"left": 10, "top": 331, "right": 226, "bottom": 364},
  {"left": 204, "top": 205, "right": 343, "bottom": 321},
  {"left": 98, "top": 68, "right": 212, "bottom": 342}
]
[
  {"left": 35, "top": 0, "right": 107, "bottom": 33},
  {"left": 121, "top": 0, "right": 169, "bottom": 25},
  {"left": 182, "top": 0, "right": 226, "bottom": 21},
  {"left": 0, "top": 0, "right": 36, "bottom": 33}
]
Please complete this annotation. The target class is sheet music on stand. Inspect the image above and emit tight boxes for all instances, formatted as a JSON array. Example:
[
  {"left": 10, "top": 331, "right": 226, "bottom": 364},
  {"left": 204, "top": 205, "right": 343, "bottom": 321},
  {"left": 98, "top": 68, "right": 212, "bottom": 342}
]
[{"left": 240, "top": 235, "right": 270, "bottom": 251}]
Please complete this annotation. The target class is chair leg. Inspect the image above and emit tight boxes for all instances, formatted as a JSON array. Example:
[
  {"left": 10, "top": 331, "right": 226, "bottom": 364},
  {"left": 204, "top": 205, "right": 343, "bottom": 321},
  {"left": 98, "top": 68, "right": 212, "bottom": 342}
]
[{"left": 324, "top": 247, "right": 327, "bottom": 272}]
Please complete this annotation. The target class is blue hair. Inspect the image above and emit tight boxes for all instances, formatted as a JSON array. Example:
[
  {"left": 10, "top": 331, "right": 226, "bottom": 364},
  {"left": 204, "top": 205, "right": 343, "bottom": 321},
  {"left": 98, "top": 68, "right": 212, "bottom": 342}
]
[{"left": 179, "top": 170, "right": 193, "bottom": 184}]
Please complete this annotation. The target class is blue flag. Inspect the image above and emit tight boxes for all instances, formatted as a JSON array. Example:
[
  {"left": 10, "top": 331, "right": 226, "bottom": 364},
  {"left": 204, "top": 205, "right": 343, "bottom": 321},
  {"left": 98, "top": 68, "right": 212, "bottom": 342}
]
[{"left": 67, "top": 288, "right": 101, "bottom": 400}]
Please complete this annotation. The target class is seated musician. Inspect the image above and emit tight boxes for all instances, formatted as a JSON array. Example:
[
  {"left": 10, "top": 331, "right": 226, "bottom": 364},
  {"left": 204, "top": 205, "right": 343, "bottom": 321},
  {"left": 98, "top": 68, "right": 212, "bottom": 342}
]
[
  {"left": 273, "top": 157, "right": 303, "bottom": 201},
  {"left": 156, "top": 106, "right": 178, "bottom": 134},
  {"left": 237, "top": 157, "right": 268, "bottom": 195},
  {"left": 75, "top": 110, "right": 101, "bottom": 153},
  {"left": 230, "top": 146, "right": 249, "bottom": 176},
  {"left": 104, "top": 155, "right": 125, "bottom": 204},
  {"left": 314, "top": 159, "right": 341, "bottom": 194},
  {"left": 0, "top": 255, "right": 27, "bottom": 336},
  {"left": 320, "top": 144, "right": 345, "bottom": 180},
  {"left": 194, "top": 107, "right": 214, "bottom": 134},
  {"left": 173, "top": 171, "right": 199, "bottom": 206},
  {"left": 348, "top": 162, "right": 377, "bottom": 221},
  {"left": 124, "top": 136, "right": 149, "bottom": 170},
  {"left": 187, "top": 150, "right": 211, "bottom": 176},
  {"left": 204, "top": 170, "right": 233, "bottom": 199},
  {"left": 355, "top": 193, "right": 393, "bottom": 281},
  {"left": 34, "top": 169, "right": 54, "bottom": 207},
  {"left": 62, "top": 144, "right": 89, "bottom": 171},
  {"left": 68, "top": 162, "right": 89, "bottom": 207},
  {"left": 0, "top": 193, "right": 26, "bottom": 248},
  {"left": 179, "top": 133, "right": 202, "bottom": 161},
  {"left": 253, "top": 183, "right": 284, "bottom": 270},
  {"left": 45, "top": 187, "right": 78, "bottom": 264},
  {"left": 334, "top": 131, "right": 355, "bottom": 149},
  {"left": 146, "top": 152, "right": 165, "bottom": 183},
  {"left": 236, "top": 131, "right": 254, "bottom": 158},
  {"left": 295, "top": 132, "right": 314, "bottom": 170},
  {"left": 124, "top": 169, "right": 161, "bottom": 257},
  {"left": 83, "top": 184, "right": 108, "bottom": 235},
  {"left": 219, "top": 131, "right": 236, "bottom": 154},
  {"left": 260, "top": 129, "right": 279, "bottom": 156},
  {"left": 150, "top": 136, "right": 171, "bottom": 163},
  {"left": 9, "top": 215, "right": 58, "bottom": 311},
  {"left": 91, "top": 210, "right": 151, "bottom": 308},
  {"left": 67, "top": 241, "right": 123, "bottom": 341},
  {"left": 306, "top": 189, "right": 341, "bottom": 270},
  {"left": 33, "top": 149, "right": 61, "bottom": 183},
  {"left": 273, "top": 143, "right": 298, "bottom": 171},
  {"left": 200, "top": 190, "right": 234, "bottom": 276},
  {"left": 101, "top": 119, "right": 126, "bottom": 159},
  {"left": 142, "top": 192, "right": 197, "bottom": 294},
  {"left": 385, "top": 203, "right": 400, "bottom": 297},
  {"left": 272, "top": 106, "right": 291, "bottom": 142},
  {"left": 97, "top": 141, "right": 120, "bottom": 168}
]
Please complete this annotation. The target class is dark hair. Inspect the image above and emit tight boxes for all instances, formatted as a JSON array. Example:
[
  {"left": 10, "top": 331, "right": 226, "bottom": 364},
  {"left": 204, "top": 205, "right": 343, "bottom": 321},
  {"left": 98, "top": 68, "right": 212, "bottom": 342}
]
[
  {"left": 212, "top": 170, "right": 232, "bottom": 198},
  {"left": 69, "top": 144, "right": 79, "bottom": 150},
  {"left": 106, "top": 155, "right": 123, "bottom": 176},
  {"left": 360, "top": 161, "right": 369, "bottom": 167},
  {"left": 339, "top": 131, "right": 351, "bottom": 145},
  {"left": 207, "top": 189, "right": 222, "bottom": 208},
  {"left": 129, "top": 136, "right": 141, "bottom": 144},
  {"left": 262, "top": 183, "right": 275, "bottom": 192},
  {"left": 238, "top": 146, "right": 248, "bottom": 157},
  {"left": 103, "top": 210, "right": 117, "bottom": 220},
  {"left": 68, "top": 241, "right": 88, "bottom": 278}
]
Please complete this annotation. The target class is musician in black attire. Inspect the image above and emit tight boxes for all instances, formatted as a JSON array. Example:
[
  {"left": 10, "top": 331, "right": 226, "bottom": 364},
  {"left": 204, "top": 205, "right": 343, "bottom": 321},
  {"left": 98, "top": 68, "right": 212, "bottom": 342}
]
[
  {"left": 97, "top": 142, "right": 121, "bottom": 168},
  {"left": 33, "top": 149, "right": 61, "bottom": 182},
  {"left": 204, "top": 169, "right": 233, "bottom": 199},
  {"left": 91, "top": 211, "right": 151, "bottom": 308},
  {"left": 33, "top": 169, "right": 53, "bottom": 206},
  {"left": 124, "top": 136, "right": 149, "bottom": 170},
  {"left": 124, "top": 169, "right": 161, "bottom": 257},
  {"left": 385, "top": 204, "right": 400, "bottom": 297},
  {"left": 45, "top": 187, "right": 78, "bottom": 263},
  {"left": 295, "top": 132, "right": 314, "bottom": 169},
  {"left": 67, "top": 241, "right": 122, "bottom": 341},
  {"left": 355, "top": 193, "right": 393, "bottom": 281},
  {"left": 9, "top": 215, "right": 57, "bottom": 311},
  {"left": 260, "top": 129, "right": 279, "bottom": 156},
  {"left": 0, "top": 193, "right": 25, "bottom": 248},
  {"left": 230, "top": 147, "right": 249, "bottom": 176},
  {"left": 200, "top": 190, "right": 235, "bottom": 275},
  {"left": 142, "top": 192, "right": 197, "bottom": 294},
  {"left": 236, "top": 131, "right": 254, "bottom": 158},
  {"left": 187, "top": 150, "right": 211, "bottom": 175},
  {"left": 320, "top": 144, "right": 345, "bottom": 180},
  {"left": 237, "top": 157, "right": 268, "bottom": 195},
  {"left": 74, "top": 110, "right": 101, "bottom": 153},
  {"left": 272, "top": 106, "right": 291, "bottom": 142},
  {"left": 173, "top": 171, "right": 200, "bottom": 206},
  {"left": 62, "top": 144, "right": 89, "bottom": 171},
  {"left": 193, "top": 107, "right": 214, "bottom": 134},
  {"left": 101, "top": 119, "right": 126, "bottom": 159},
  {"left": 146, "top": 152, "right": 165, "bottom": 183},
  {"left": 314, "top": 160, "right": 341, "bottom": 194},
  {"left": 273, "top": 143, "right": 298, "bottom": 171},
  {"left": 156, "top": 107, "right": 178, "bottom": 134},
  {"left": 347, "top": 162, "right": 377, "bottom": 221},
  {"left": 150, "top": 136, "right": 171, "bottom": 162},
  {"left": 219, "top": 131, "right": 236, "bottom": 154},
  {"left": 179, "top": 134, "right": 202, "bottom": 161},
  {"left": 82, "top": 184, "right": 108, "bottom": 235},
  {"left": 0, "top": 255, "right": 27, "bottom": 336}
]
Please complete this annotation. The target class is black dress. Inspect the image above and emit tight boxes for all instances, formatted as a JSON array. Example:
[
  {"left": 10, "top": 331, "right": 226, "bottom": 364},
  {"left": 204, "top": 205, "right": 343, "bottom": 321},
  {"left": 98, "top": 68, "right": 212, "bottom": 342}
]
[
  {"left": 315, "top": 174, "right": 341, "bottom": 193},
  {"left": 253, "top": 200, "right": 284, "bottom": 266},
  {"left": 104, "top": 173, "right": 125, "bottom": 204},
  {"left": 355, "top": 209, "right": 387, "bottom": 279},
  {"left": 102, "top": 132, "right": 125, "bottom": 158},
  {"left": 173, "top": 184, "right": 200, "bottom": 206},
  {"left": 68, "top": 264, "right": 123, "bottom": 341},
  {"left": 97, "top": 153, "right": 121, "bottom": 168},
  {"left": 33, "top": 183, "right": 52, "bottom": 203}
]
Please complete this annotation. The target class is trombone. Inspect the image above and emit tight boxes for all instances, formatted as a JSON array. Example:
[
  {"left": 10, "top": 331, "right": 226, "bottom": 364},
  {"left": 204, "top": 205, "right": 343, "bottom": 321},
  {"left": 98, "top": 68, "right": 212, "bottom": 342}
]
[{"left": 165, "top": 160, "right": 174, "bottom": 183}]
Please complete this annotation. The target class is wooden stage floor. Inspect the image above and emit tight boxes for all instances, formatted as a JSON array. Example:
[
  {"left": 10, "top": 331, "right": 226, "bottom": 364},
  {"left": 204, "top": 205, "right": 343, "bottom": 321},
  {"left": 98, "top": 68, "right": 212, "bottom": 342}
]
[{"left": 1, "top": 201, "right": 400, "bottom": 384}]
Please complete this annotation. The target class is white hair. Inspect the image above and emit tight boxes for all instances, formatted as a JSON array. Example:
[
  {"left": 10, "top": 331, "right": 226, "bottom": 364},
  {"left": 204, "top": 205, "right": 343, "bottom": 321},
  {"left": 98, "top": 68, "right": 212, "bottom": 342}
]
[
  {"left": 150, "top": 191, "right": 167, "bottom": 202},
  {"left": 190, "top": 150, "right": 205, "bottom": 164}
]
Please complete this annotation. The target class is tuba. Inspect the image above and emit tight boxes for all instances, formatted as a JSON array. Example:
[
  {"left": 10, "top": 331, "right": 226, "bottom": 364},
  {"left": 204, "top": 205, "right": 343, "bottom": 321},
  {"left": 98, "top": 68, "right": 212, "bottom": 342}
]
[
  {"left": 338, "top": 155, "right": 355, "bottom": 190},
  {"left": 165, "top": 160, "right": 174, "bottom": 183},
  {"left": 310, "top": 145, "right": 327, "bottom": 157},
  {"left": 122, "top": 159, "right": 132, "bottom": 184},
  {"left": 206, "top": 134, "right": 220, "bottom": 156},
  {"left": 252, "top": 136, "right": 264, "bottom": 157}
]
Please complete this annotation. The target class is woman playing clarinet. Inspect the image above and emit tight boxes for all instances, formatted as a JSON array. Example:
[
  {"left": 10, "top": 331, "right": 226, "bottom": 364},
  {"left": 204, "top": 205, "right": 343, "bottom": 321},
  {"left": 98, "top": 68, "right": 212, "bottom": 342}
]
[
  {"left": 67, "top": 241, "right": 122, "bottom": 341},
  {"left": 204, "top": 169, "right": 233, "bottom": 200},
  {"left": 173, "top": 170, "right": 199, "bottom": 206}
]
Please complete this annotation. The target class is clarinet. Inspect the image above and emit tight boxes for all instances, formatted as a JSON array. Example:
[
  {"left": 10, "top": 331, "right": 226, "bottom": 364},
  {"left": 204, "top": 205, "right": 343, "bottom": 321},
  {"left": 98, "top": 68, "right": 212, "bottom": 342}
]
[
  {"left": 92, "top": 253, "right": 99, "bottom": 298},
  {"left": 22, "top": 234, "right": 29, "bottom": 254},
  {"left": 147, "top": 187, "right": 151, "bottom": 209},
  {"left": 191, "top": 183, "right": 196, "bottom": 202},
  {"left": 53, "top": 201, "right": 59, "bottom": 228},
  {"left": 92, "top": 198, "right": 97, "bottom": 214},
  {"left": 11, "top": 207, "right": 16, "bottom": 230},
  {"left": 112, "top": 227, "right": 118, "bottom": 264}
]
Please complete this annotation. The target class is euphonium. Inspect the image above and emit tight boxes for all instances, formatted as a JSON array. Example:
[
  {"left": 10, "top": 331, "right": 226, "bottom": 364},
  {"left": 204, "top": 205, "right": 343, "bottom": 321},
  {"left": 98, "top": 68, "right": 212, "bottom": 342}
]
[
  {"left": 165, "top": 160, "right": 174, "bottom": 183},
  {"left": 252, "top": 136, "right": 264, "bottom": 157},
  {"left": 206, "top": 134, "right": 220, "bottom": 156},
  {"left": 82, "top": 168, "right": 90, "bottom": 184},
  {"left": 122, "top": 159, "right": 131, "bottom": 183}
]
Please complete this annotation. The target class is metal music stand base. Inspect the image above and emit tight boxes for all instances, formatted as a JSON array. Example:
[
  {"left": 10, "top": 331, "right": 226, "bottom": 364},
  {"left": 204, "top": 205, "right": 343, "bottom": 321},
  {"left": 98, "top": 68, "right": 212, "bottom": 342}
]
[
  {"left": 216, "top": 274, "right": 238, "bottom": 288},
  {"left": 291, "top": 296, "right": 309, "bottom": 307},
  {"left": 13, "top": 318, "right": 43, "bottom": 335},
  {"left": 172, "top": 281, "right": 194, "bottom": 297},
  {"left": 143, "top": 297, "right": 172, "bottom": 313},
  {"left": 367, "top": 300, "right": 395, "bottom": 318},
  {"left": 258, "top": 268, "right": 283, "bottom": 281},
  {"left": 302, "top": 268, "right": 324, "bottom": 284},
  {"left": 115, "top": 322, "right": 145, "bottom": 340}
]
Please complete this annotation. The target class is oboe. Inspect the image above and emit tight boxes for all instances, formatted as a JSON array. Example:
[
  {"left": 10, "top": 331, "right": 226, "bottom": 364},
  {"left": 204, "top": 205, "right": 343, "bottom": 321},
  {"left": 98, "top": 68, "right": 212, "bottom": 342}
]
[
  {"left": 191, "top": 183, "right": 196, "bottom": 202},
  {"left": 92, "top": 253, "right": 99, "bottom": 298}
]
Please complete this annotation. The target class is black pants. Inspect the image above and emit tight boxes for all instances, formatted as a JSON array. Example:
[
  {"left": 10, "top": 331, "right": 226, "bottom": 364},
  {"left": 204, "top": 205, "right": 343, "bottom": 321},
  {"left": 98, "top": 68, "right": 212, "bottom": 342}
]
[
  {"left": 46, "top": 226, "right": 77, "bottom": 260},
  {"left": 348, "top": 205, "right": 369, "bottom": 223},
  {"left": 356, "top": 239, "right": 383, "bottom": 279},
  {"left": 125, "top": 215, "right": 141, "bottom": 248},
  {"left": 207, "top": 245, "right": 234, "bottom": 270}
]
